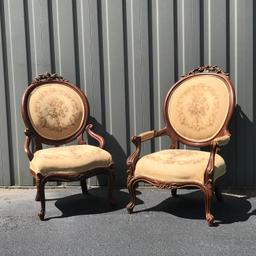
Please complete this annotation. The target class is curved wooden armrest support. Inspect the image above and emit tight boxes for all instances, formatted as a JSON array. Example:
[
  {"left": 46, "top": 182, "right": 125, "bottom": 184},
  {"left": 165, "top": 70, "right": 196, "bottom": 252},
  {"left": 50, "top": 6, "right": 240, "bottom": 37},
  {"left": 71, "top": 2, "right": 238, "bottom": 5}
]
[
  {"left": 204, "top": 142, "right": 220, "bottom": 184},
  {"left": 204, "top": 134, "right": 231, "bottom": 184},
  {"left": 77, "top": 133, "right": 86, "bottom": 145},
  {"left": 213, "top": 134, "right": 230, "bottom": 147},
  {"left": 204, "top": 133, "right": 231, "bottom": 181},
  {"left": 127, "top": 128, "right": 167, "bottom": 178},
  {"left": 85, "top": 124, "right": 105, "bottom": 149},
  {"left": 24, "top": 128, "right": 34, "bottom": 161},
  {"left": 126, "top": 137, "right": 141, "bottom": 177}
]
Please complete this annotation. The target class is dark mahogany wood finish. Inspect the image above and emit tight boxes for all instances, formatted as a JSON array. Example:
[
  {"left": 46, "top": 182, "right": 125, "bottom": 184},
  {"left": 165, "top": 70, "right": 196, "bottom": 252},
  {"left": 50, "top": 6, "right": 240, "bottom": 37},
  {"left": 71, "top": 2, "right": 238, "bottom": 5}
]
[
  {"left": 21, "top": 72, "right": 115, "bottom": 220},
  {"left": 126, "top": 66, "right": 236, "bottom": 226}
]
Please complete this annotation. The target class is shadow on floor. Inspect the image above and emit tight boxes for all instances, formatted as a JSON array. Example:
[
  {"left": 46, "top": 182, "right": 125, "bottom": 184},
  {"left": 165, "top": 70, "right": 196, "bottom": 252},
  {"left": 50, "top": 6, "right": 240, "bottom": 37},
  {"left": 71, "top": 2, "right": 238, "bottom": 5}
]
[
  {"left": 134, "top": 190, "right": 256, "bottom": 226},
  {"left": 45, "top": 188, "right": 142, "bottom": 220}
]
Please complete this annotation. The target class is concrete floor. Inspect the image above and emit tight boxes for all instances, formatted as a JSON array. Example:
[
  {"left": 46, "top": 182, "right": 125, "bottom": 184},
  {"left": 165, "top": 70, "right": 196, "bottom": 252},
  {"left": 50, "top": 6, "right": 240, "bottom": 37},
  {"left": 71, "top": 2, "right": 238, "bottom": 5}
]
[{"left": 0, "top": 187, "right": 256, "bottom": 256}]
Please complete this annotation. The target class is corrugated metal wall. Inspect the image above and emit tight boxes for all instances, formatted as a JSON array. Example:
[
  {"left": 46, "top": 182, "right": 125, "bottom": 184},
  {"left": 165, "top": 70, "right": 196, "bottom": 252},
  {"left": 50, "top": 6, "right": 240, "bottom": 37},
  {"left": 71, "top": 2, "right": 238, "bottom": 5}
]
[{"left": 0, "top": 0, "right": 255, "bottom": 188}]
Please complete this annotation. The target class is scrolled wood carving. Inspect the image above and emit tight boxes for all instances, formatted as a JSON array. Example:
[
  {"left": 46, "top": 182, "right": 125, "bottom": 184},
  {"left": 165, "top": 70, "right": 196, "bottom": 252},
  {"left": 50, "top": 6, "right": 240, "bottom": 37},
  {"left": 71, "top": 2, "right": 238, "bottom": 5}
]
[
  {"left": 32, "top": 72, "right": 69, "bottom": 83},
  {"left": 182, "top": 65, "right": 229, "bottom": 77},
  {"left": 156, "top": 183, "right": 180, "bottom": 189}
]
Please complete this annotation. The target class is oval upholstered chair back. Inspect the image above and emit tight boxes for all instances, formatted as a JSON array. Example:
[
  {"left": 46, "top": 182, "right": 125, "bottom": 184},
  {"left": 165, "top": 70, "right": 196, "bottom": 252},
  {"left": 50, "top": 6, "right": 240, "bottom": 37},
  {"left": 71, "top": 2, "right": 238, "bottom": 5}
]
[
  {"left": 21, "top": 73, "right": 89, "bottom": 145},
  {"left": 164, "top": 66, "right": 235, "bottom": 146}
]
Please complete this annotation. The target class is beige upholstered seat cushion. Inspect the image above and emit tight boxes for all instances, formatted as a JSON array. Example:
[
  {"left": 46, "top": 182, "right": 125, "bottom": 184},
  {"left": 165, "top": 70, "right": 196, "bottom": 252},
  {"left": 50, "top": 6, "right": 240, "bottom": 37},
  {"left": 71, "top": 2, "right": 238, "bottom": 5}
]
[
  {"left": 134, "top": 149, "right": 226, "bottom": 185},
  {"left": 30, "top": 145, "right": 113, "bottom": 175}
]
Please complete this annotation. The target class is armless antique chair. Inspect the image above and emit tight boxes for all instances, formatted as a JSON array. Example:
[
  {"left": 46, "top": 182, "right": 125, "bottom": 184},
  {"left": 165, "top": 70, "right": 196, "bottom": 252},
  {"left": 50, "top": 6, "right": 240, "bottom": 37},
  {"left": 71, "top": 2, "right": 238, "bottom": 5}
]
[
  {"left": 126, "top": 66, "right": 235, "bottom": 225},
  {"left": 21, "top": 73, "right": 114, "bottom": 220}
]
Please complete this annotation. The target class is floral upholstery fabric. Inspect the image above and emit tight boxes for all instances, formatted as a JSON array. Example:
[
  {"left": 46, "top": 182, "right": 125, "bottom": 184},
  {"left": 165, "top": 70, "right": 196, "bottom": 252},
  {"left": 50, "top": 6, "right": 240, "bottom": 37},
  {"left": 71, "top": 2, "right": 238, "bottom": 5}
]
[
  {"left": 134, "top": 149, "right": 226, "bottom": 184},
  {"left": 167, "top": 75, "right": 229, "bottom": 142},
  {"left": 30, "top": 145, "right": 113, "bottom": 175},
  {"left": 28, "top": 83, "right": 85, "bottom": 140}
]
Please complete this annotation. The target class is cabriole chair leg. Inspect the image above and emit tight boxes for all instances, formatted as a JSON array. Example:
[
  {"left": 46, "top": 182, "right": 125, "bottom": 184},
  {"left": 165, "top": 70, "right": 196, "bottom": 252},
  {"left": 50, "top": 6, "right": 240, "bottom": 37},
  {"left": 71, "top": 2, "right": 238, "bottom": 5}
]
[
  {"left": 214, "top": 185, "right": 223, "bottom": 202},
  {"left": 108, "top": 170, "right": 115, "bottom": 206},
  {"left": 35, "top": 177, "right": 41, "bottom": 201},
  {"left": 171, "top": 188, "right": 177, "bottom": 197},
  {"left": 204, "top": 187, "right": 214, "bottom": 226},
  {"left": 38, "top": 178, "right": 46, "bottom": 221},
  {"left": 80, "top": 179, "right": 88, "bottom": 195},
  {"left": 126, "top": 178, "right": 137, "bottom": 214}
]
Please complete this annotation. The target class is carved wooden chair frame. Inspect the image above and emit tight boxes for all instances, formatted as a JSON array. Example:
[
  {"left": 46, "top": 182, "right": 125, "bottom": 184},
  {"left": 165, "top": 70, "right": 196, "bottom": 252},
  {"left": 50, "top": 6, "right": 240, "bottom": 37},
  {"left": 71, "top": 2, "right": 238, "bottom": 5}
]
[
  {"left": 126, "top": 66, "right": 235, "bottom": 225},
  {"left": 21, "top": 73, "right": 114, "bottom": 220}
]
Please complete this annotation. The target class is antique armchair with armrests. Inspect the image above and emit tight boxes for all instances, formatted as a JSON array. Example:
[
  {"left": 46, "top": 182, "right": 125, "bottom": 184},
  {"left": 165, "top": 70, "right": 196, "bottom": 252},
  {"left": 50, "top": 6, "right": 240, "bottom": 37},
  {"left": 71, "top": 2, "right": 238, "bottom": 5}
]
[
  {"left": 126, "top": 66, "right": 235, "bottom": 225},
  {"left": 21, "top": 73, "right": 115, "bottom": 220}
]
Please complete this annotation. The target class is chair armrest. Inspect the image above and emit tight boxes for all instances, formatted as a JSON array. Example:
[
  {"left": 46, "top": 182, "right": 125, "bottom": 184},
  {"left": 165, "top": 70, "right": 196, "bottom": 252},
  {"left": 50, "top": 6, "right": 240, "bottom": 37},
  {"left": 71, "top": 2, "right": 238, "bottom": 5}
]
[
  {"left": 212, "top": 134, "right": 230, "bottom": 147},
  {"left": 132, "top": 127, "right": 167, "bottom": 143},
  {"left": 85, "top": 124, "right": 105, "bottom": 149},
  {"left": 24, "top": 128, "right": 34, "bottom": 161},
  {"left": 127, "top": 127, "right": 167, "bottom": 178},
  {"left": 136, "top": 130, "right": 157, "bottom": 142}
]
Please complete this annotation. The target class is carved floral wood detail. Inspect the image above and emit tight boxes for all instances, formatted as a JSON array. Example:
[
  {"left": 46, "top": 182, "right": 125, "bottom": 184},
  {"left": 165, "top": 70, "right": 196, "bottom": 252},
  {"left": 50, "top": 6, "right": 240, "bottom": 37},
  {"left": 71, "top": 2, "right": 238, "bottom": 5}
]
[
  {"left": 32, "top": 72, "right": 68, "bottom": 83},
  {"left": 182, "top": 65, "right": 229, "bottom": 77}
]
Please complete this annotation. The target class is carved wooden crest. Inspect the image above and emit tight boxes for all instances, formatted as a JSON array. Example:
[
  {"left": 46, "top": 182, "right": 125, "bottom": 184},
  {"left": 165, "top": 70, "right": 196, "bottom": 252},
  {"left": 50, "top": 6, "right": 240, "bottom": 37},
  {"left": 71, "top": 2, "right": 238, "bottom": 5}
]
[
  {"left": 182, "top": 65, "right": 229, "bottom": 77},
  {"left": 32, "top": 72, "right": 69, "bottom": 83}
]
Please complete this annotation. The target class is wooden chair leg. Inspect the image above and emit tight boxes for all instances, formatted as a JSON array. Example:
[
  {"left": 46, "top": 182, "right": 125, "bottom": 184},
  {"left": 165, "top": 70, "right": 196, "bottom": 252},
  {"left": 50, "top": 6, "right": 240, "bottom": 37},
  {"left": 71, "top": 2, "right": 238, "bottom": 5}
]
[
  {"left": 38, "top": 178, "right": 46, "bottom": 221},
  {"left": 171, "top": 188, "right": 177, "bottom": 197},
  {"left": 35, "top": 177, "right": 41, "bottom": 201},
  {"left": 108, "top": 170, "right": 115, "bottom": 206},
  {"left": 214, "top": 185, "right": 223, "bottom": 202},
  {"left": 80, "top": 179, "right": 88, "bottom": 195},
  {"left": 126, "top": 178, "right": 137, "bottom": 214},
  {"left": 203, "top": 186, "right": 214, "bottom": 226}
]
